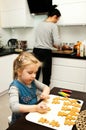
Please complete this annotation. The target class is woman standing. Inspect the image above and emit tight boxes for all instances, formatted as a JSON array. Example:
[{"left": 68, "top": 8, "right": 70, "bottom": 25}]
[{"left": 33, "top": 5, "right": 61, "bottom": 86}]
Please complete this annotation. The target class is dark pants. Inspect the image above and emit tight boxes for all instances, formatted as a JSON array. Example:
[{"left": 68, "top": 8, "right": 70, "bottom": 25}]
[{"left": 33, "top": 48, "right": 52, "bottom": 86}]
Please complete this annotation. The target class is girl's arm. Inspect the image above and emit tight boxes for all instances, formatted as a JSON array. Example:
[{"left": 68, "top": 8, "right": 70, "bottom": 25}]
[
  {"left": 9, "top": 86, "right": 48, "bottom": 113},
  {"left": 34, "top": 79, "right": 50, "bottom": 100}
]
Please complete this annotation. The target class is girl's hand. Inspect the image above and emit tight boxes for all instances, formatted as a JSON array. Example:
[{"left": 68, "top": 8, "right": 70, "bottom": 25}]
[
  {"left": 36, "top": 101, "right": 48, "bottom": 114},
  {"left": 40, "top": 92, "right": 49, "bottom": 100}
]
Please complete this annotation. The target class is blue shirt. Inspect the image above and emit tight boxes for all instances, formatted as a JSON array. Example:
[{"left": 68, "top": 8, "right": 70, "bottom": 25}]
[{"left": 10, "top": 80, "right": 37, "bottom": 105}]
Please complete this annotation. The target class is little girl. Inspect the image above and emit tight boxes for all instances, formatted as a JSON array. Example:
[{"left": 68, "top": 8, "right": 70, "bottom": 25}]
[{"left": 9, "top": 51, "right": 50, "bottom": 124}]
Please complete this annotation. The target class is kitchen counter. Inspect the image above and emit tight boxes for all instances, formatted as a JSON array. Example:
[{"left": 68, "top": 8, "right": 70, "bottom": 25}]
[
  {"left": 52, "top": 49, "right": 86, "bottom": 60},
  {"left": 0, "top": 48, "right": 86, "bottom": 60},
  {"left": 0, "top": 48, "right": 30, "bottom": 56},
  {"left": 0, "top": 48, "right": 15, "bottom": 56}
]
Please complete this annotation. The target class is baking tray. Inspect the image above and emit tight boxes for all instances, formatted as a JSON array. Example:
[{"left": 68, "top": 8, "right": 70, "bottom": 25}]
[{"left": 25, "top": 94, "right": 83, "bottom": 130}]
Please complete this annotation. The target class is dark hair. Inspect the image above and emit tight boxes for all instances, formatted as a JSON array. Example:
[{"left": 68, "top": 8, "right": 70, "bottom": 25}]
[{"left": 48, "top": 5, "right": 61, "bottom": 17}]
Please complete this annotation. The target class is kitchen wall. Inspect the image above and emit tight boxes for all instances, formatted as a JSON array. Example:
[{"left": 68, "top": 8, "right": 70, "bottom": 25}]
[
  {"left": 59, "top": 25, "right": 86, "bottom": 43},
  {"left": 0, "top": 15, "right": 47, "bottom": 48},
  {"left": 7, "top": 28, "right": 35, "bottom": 49},
  {"left": 0, "top": 28, "right": 11, "bottom": 45},
  {"left": 1, "top": 24, "right": 86, "bottom": 48}
]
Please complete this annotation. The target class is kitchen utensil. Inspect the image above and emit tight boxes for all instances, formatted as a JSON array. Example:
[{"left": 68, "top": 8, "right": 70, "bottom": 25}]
[
  {"left": 17, "top": 40, "right": 27, "bottom": 50},
  {"left": 7, "top": 38, "right": 18, "bottom": 49}
]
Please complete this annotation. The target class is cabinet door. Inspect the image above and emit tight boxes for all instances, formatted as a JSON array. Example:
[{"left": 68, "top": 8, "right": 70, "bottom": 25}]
[
  {"left": 0, "top": 0, "right": 34, "bottom": 27},
  {"left": 51, "top": 58, "right": 86, "bottom": 92},
  {"left": 52, "top": 65, "right": 85, "bottom": 84},
  {"left": 50, "top": 79, "right": 85, "bottom": 92},
  {"left": 1, "top": 10, "right": 26, "bottom": 27},
  {"left": 0, "top": 54, "right": 18, "bottom": 94},
  {"left": 1, "top": 0, "right": 25, "bottom": 11},
  {"left": 51, "top": 65, "right": 86, "bottom": 91},
  {"left": 53, "top": 0, "right": 86, "bottom": 25}
]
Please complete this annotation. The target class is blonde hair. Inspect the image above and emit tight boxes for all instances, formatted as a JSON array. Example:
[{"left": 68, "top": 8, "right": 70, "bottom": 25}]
[{"left": 13, "top": 51, "right": 41, "bottom": 79}]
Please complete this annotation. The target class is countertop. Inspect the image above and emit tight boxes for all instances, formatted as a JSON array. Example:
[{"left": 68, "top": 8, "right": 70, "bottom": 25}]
[
  {"left": 52, "top": 49, "right": 86, "bottom": 60},
  {"left": 0, "top": 48, "right": 30, "bottom": 56},
  {"left": 0, "top": 48, "right": 86, "bottom": 60}
]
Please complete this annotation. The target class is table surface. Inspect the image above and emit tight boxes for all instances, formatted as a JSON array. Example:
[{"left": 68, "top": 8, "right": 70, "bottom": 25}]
[{"left": 6, "top": 87, "right": 86, "bottom": 130}]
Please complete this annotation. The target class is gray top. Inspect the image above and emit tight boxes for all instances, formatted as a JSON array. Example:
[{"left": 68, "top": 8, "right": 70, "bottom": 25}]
[
  {"left": 8, "top": 79, "right": 48, "bottom": 112},
  {"left": 34, "top": 21, "right": 60, "bottom": 49}
]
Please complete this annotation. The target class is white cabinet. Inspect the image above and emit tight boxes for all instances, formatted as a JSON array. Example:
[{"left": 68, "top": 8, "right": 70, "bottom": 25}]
[
  {"left": 0, "top": 54, "right": 18, "bottom": 94},
  {"left": 53, "top": 0, "right": 86, "bottom": 25},
  {"left": 0, "top": 0, "right": 34, "bottom": 28},
  {"left": 50, "top": 57, "right": 86, "bottom": 92}
]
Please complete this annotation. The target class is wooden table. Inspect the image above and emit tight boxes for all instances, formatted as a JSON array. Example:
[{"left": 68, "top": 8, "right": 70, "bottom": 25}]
[{"left": 6, "top": 87, "right": 86, "bottom": 130}]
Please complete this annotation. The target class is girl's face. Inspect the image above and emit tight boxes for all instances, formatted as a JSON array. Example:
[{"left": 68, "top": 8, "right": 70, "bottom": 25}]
[{"left": 18, "top": 64, "right": 39, "bottom": 85}]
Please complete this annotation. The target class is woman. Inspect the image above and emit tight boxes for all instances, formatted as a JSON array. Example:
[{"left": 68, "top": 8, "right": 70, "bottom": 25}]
[{"left": 33, "top": 5, "right": 61, "bottom": 86}]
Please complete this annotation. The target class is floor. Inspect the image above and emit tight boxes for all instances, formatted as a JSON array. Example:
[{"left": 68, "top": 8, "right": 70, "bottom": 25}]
[{"left": 0, "top": 92, "right": 11, "bottom": 130}]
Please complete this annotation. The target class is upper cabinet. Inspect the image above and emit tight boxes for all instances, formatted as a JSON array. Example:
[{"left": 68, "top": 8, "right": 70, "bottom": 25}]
[
  {"left": 53, "top": 0, "right": 86, "bottom": 25},
  {"left": 0, "top": 0, "right": 34, "bottom": 28}
]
